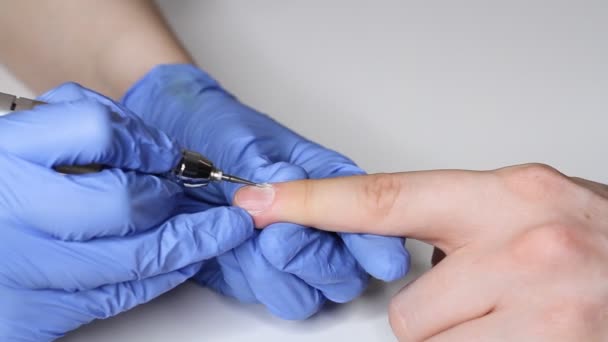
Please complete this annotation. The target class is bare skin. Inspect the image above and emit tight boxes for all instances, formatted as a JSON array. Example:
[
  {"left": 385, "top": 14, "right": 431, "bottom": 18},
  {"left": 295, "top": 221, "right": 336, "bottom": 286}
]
[
  {"left": 0, "top": 0, "right": 192, "bottom": 98},
  {"left": 235, "top": 163, "right": 608, "bottom": 341}
]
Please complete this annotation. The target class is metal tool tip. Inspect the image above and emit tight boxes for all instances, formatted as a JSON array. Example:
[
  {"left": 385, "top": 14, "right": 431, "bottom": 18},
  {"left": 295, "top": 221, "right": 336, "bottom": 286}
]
[{"left": 221, "top": 174, "right": 260, "bottom": 187}]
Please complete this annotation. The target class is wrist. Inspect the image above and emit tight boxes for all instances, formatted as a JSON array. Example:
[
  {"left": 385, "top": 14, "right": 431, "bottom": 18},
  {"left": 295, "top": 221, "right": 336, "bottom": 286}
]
[{"left": 92, "top": 1, "right": 194, "bottom": 99}]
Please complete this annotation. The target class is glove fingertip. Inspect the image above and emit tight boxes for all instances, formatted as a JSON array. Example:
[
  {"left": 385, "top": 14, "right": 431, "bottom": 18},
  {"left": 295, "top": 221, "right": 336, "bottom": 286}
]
[
  {"left": 320, "top": 275, "right": 369, "bottom": 304},
  {"left": 267, "top": 295, "right": 326, "bottom": 321},
  {"left": 368, "top": 247, "right": 410, "bottom": 281},
  {"left": 210, "top": 207, "right": 255, "bottom": 253},
  {"left": 256, "top": 223, "right": 304, "bottom": 269},
  {"left": 341, "top": 234, "right": 410, "bottom": 282}
]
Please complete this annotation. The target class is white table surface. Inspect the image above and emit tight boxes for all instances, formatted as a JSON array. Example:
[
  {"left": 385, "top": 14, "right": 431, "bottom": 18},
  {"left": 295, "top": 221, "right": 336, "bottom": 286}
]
[{"left": 1, "top": 1, "right": 607, "bottom": 341}]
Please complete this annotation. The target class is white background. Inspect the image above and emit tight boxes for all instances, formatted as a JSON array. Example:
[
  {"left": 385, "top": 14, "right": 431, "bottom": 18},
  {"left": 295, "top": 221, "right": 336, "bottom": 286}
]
[{"left": 1, "top": 1, "right": 606, "bottom": 341}]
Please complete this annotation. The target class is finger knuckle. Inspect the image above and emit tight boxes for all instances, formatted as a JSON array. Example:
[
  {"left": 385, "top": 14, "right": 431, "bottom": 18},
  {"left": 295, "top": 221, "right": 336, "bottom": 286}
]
[
  {"left": 79, "top": 101, "right": 113, "bottom": 153},
  {"left": 500, "top": 163, "right": 571, "bottom": 201},
  {"left": 504, "top": 163, "right": 558, "bottom": 190},
  {"left": 510, "top": 224, "right": 586, "bottom": 266},
  {"left": 302, "top": 179, "right": 315, "bottom": 215},
  {"left": 362, "top": 173, "right": 402, "bottom": 220}
]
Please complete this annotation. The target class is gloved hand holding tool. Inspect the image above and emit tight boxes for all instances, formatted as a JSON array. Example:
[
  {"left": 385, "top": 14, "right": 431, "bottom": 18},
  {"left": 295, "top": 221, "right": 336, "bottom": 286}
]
[
  {"left": 123, "top": 64, "right": 411, "bottom": 319},
  {"left": 0, "top": 83, "right": 254, "bottom": 341}
]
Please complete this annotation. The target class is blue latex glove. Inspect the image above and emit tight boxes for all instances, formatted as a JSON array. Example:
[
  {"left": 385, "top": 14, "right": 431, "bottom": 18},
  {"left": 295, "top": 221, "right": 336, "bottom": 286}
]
[
  {"left": 0, "top": 83, "right": 253, "bottom": 341},
  {"left": 123, "top": 64, "right": 410, "bottom": 319}
]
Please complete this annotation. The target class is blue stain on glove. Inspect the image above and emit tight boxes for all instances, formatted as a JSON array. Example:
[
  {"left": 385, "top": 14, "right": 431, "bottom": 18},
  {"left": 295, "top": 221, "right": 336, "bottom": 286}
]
[
  {"left": 123, "top": 64, "right": 410, "bottom": 320},
  {"left": 0, "top": 83, "right": 254, "bottom": 341}
]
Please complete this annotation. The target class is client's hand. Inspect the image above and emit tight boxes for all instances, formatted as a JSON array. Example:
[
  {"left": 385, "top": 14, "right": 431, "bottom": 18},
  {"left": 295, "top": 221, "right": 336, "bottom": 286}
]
[{"left": 235, "top": 164, "right": 608, "bottom": 341}]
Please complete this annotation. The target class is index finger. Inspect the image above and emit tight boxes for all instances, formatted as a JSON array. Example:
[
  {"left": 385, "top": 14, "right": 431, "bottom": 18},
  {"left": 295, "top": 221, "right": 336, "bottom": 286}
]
[{"left": 234, "top": 171, "right": 500, "bottom": 251}]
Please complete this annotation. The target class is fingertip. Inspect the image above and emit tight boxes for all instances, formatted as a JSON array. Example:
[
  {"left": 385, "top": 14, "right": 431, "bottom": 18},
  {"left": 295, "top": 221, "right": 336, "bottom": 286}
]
[
  {"left": 232, "top": 162, "right": 310, "bottom": 225},
  {"left": 233, "top": 185, "right": 277, "bottom": 227},
  {"left": 234, "top": 179, "right": 314, "bottom": 230}
]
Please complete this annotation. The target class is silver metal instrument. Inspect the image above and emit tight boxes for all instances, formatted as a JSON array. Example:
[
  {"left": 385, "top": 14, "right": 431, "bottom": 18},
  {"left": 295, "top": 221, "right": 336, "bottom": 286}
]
[{"left": 0, "top": 91, "right": 259, "bottom": 188}]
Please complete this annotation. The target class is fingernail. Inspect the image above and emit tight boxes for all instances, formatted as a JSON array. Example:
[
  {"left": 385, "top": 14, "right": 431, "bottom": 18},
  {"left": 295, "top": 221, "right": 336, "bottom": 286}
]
[{"left": 234, "top": 185, "right": 275, "bottom": 215}]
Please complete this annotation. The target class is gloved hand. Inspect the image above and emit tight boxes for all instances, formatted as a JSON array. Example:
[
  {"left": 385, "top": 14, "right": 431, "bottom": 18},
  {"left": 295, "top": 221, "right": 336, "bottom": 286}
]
[
  {"left": 122, "top": 64, "right": 410, "bottom": 319},
  {"left": 0, "top": 83, "right": 253, "bottom": 341}
]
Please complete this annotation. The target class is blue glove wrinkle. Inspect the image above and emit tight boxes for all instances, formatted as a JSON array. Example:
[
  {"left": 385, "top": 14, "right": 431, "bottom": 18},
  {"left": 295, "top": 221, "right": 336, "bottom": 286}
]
[
  {"left": 259, "top": 223, "right": 369, "bottom": 303},
  {"left": 89, "top": 263, "right": 203, "bottom": 319},
  {"left": 135, "top": 207, "right": 253, "bottom": 277},
  {"left": 196, "top": 233, "right": 324, "bottom": 318},
  {"left": 0, "top": 184, "right": 253, "bottom": 291},
  {"left": 232, "top": 237, "right": 325, "bottom": 320},
  {"left": 108, "top": 112, "right": 181, "bottom": 173},
  {"left": 191, "top": 257, "right": 257, "bottom": 303},
  {"left": 0, "top": 264, "right": 200, "bottom": 341}
]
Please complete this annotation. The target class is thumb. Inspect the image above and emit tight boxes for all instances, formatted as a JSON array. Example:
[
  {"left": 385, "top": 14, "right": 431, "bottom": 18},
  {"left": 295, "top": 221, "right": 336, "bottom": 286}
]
[{"left": 0, "top": 83, "right": 180, "bottom": 173}]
